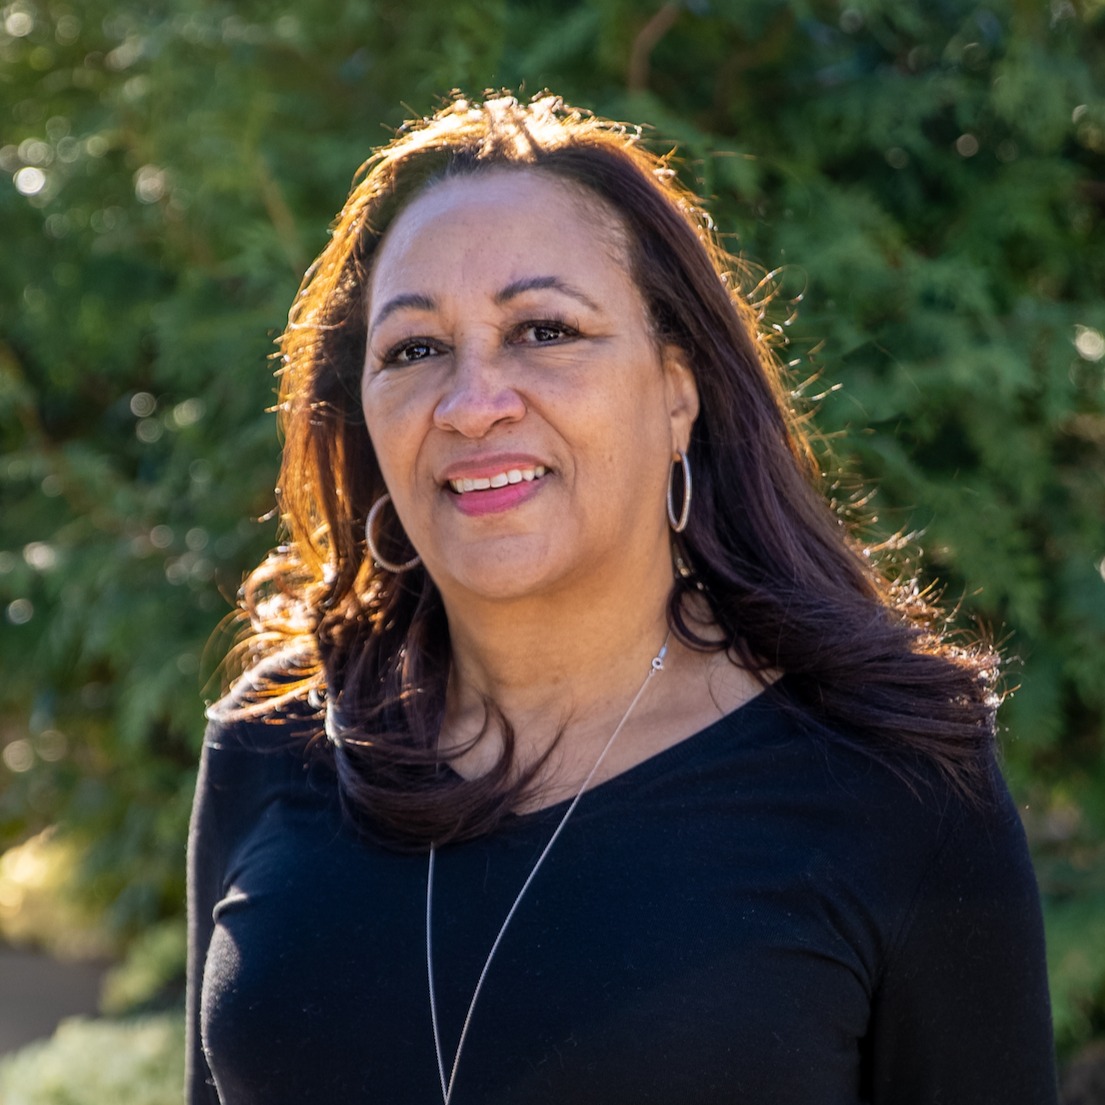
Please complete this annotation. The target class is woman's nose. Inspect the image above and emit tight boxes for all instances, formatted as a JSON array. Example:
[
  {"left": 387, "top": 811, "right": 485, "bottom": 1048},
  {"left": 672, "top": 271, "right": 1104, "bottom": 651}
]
[{"left": 432, "top": 348, "right": 526, "bottom": 438}]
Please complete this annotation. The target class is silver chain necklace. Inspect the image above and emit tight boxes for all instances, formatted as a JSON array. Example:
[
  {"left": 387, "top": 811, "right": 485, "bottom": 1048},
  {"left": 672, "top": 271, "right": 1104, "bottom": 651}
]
[{"left": 425, "top": 635, "right": 670, "bottom": 1105}]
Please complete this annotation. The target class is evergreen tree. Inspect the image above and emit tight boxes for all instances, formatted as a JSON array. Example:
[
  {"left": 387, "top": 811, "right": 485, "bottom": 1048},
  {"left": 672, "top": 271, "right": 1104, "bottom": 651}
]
[{"left": 1, "top": 0, "right": 1102, "bottom": 1054}]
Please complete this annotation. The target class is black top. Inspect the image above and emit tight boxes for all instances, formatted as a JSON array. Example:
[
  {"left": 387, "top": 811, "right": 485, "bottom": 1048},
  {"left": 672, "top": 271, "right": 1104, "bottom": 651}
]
[{"left": 187, "top": 679, "right": 1058, "bottom": 1104}]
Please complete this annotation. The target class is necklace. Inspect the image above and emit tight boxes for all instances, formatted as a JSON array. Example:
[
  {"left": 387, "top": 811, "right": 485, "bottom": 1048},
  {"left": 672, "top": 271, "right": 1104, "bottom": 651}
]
[{"left": 425, "top": 635, "right": 670, "bottom": 1105}]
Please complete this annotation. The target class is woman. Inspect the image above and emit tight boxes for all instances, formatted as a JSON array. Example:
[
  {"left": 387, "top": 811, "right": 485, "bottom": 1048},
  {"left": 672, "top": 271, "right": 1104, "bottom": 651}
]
[{"left": 188, "top": 93, "right": 1057, "bottom": 1104}]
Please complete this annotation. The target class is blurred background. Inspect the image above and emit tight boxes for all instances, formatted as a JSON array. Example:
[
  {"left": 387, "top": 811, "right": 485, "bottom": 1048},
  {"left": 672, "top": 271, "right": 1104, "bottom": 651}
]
[{"left": 1, "top": 0, "right": 1103, "bottom": 1100}]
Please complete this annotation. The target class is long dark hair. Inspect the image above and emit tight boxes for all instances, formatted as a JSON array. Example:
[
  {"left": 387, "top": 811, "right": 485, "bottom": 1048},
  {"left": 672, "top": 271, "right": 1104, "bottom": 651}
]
[{"left": 221, "top": 92, "right": 1000, "bottom": 847}]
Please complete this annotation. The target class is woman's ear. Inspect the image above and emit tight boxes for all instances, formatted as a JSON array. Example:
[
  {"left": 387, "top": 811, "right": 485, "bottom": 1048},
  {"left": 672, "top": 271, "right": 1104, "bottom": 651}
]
[{"left": 662, "top": 343, "right": 699, "bottom": 452}]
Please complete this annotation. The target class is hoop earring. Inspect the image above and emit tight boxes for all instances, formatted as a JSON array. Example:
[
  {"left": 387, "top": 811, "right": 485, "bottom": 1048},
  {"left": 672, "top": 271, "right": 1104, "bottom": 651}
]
[
  {"left": 667, "top": 450, "right": 692, "bottom": 534},
  {"left": 365, "top": 493, "right": 421, "bottom": 573}
]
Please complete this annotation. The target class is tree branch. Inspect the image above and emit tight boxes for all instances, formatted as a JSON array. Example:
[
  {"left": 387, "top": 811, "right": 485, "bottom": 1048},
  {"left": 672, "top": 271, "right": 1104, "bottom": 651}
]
[{"left": 628, "top": 3, "right": 681, "bottom": 93}]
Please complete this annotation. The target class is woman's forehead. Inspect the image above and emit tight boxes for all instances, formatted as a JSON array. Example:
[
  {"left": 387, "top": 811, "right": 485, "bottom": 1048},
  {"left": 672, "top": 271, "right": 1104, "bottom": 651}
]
[{"left": 367, "top": 168, "right": 635, "bottom": 313}]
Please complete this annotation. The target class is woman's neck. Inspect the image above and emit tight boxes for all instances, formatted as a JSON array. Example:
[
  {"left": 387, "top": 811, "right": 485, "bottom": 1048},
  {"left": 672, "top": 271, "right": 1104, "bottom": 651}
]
[
  {"left": 434, "top": 558, "right": 763, "bottom": 798},
  {"left": 444, "top": 587, "right": 670, "bottom": 726}
]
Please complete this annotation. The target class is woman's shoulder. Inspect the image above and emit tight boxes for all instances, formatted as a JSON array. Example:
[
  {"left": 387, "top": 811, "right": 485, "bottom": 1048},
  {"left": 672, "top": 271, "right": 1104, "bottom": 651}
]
[
  {"left": 744, "top": 685, "right": 1042, "bottom": 970},
  {"left": 200, "top": 647, "right": 327, "bottom": 787},
  {"left": 726, "top": 678, "right": 1031, "bottom": 880}
]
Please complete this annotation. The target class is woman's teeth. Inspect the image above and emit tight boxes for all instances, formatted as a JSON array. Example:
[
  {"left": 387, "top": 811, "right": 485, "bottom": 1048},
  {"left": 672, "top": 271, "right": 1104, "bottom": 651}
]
[{"left": 448, "top": 465, "right": 547, "bottom": 494}]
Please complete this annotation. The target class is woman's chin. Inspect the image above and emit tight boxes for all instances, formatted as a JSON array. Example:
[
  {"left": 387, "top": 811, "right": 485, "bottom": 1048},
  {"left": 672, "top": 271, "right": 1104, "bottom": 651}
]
[{"left": 428, "top": 536, "right": 579, "bottom": 605}]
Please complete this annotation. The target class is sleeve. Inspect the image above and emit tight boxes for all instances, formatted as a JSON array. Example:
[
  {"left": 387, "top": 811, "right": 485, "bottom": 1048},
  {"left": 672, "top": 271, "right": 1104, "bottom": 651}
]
[
  {"left": 186, "top": 730, "right": 228, "bottom": 1105},
  {"left": 867, "top": 776, "right": 1058, "bottom": 1105}
]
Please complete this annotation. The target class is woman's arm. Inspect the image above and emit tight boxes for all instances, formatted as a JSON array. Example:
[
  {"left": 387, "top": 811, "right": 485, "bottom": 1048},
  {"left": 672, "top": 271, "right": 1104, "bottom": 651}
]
[
  {"left": 867, "top": 776, "right": 1058, "bottom": 1104},
  {"left": 186, "top": 734, "right": 228, "bottom": 1105}
]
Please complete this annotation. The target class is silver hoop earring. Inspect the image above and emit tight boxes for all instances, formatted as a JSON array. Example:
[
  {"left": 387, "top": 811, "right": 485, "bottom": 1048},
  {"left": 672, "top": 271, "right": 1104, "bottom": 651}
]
[
  {"left": 365, "top": 493, "right": 421, "bottom": 573},
  {"left": 667, "top": 450, "right": 692, "bottom": 534}
]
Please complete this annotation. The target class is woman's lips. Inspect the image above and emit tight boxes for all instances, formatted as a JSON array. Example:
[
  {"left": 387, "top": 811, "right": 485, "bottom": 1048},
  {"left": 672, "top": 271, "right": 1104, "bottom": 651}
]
[
  {"left": 447, "top": 464, "right": 547, "bottom": 493},
  {"left": 444, "top": 465, "right": 550, "bottom": 517}
]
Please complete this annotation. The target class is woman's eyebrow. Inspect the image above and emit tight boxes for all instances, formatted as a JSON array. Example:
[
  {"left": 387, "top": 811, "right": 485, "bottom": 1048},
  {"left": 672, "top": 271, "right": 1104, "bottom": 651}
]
[
  {"left": 495, "top": 276, "right": 600, "bottom": 311},
  {"left": 369, "top": 292, "right": 436, "bottom": 331},
  {"left": 370, "top": 278, "right": 599, "bottom": 332}
]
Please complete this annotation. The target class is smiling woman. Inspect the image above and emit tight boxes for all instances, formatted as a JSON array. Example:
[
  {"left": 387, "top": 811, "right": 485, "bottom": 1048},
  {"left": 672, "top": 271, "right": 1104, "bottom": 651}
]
[
  {"left": 362, "top": 169, "right": 696, "bottom": 609},
  {"left": 187, "top": 94, "right": 1057, "bottom": 1105}
]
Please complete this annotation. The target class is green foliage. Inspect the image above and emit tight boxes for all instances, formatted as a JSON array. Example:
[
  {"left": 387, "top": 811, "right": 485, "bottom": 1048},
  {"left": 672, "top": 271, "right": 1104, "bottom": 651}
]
[
  {"left": 1046, "top": 889, "right": 1105, "bottom": 1048},
  {"left": 0, "top": 830, "right": 114, "bottom": 959},
  {"left": 1, "top": 0, "right": 1103, "bottom": 1059},
  {"left": 100, "top": 919, "right": 186, "bottom": 1016},
  {"left": 0, "top": 1013, "right": 184, "bottom": 1105}
]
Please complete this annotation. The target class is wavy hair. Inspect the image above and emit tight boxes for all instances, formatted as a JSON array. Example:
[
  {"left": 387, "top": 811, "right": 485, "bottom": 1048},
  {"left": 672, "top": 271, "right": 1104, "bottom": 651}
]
[{"left": 221, "top": 92, "right": 1000, "bottom": 847}]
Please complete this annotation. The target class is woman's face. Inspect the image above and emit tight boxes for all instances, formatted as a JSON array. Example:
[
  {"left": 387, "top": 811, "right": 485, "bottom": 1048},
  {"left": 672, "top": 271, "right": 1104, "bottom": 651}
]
[{"left": 361, "top": 168, "right": 698, "bottom": 604}]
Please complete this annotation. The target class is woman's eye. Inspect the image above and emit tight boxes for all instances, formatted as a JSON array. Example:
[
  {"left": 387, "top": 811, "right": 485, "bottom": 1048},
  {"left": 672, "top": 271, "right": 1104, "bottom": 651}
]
[
  {"left": 515, "top": 321, "right": 577, "bottom": 344},
  {"left": 381, "top": 339, "right": 439, "bottom": 367}
]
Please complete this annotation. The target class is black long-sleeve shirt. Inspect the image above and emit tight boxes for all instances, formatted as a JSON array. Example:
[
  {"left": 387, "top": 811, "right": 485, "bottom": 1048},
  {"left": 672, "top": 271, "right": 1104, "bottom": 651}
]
[{"left": 187, "top": 678, "right": 1057, "bottom": 1104}]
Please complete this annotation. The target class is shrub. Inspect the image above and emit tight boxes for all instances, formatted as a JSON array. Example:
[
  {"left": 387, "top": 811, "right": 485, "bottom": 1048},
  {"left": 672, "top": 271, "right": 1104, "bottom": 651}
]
[{"left": 0, "top": 1013, "right": 184, "bottom": 1105}]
